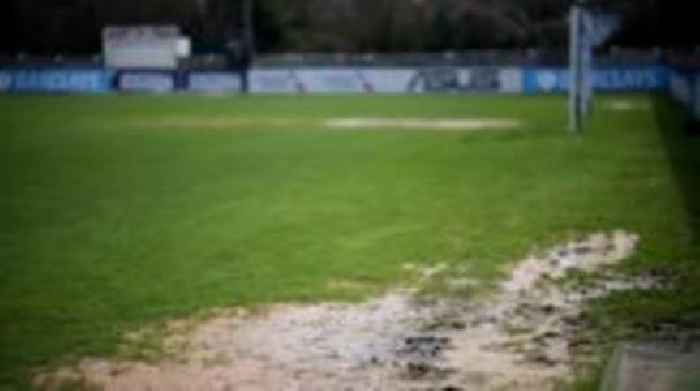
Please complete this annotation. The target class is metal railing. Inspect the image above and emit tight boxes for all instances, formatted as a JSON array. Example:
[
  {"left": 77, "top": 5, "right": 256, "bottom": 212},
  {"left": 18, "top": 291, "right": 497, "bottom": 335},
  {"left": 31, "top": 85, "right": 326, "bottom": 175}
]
[
  {"left": 3, "top": 48, "right": 697, "bottom": 70},
  {"left": 253, "top": 49, "right": 665, "bottom": 67}
]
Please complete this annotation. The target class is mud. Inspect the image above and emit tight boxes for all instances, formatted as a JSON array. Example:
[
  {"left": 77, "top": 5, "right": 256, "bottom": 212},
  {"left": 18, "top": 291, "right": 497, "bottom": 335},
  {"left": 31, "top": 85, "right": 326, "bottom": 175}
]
[{"left": 35, "top": 230, "right": 664, "bottom": 391}]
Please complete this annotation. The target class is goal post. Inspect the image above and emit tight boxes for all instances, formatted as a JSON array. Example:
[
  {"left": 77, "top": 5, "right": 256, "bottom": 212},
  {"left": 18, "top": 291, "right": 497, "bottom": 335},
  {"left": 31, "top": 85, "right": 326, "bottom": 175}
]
[
  {"left": 569, "top": 3, "right": 594, "bottom": 133},
  {"left": 569, "top": 2, "right": 620, "bottom": 133},
  {"left": 569, "top": 4, "right": 583, "bottom": 133}
]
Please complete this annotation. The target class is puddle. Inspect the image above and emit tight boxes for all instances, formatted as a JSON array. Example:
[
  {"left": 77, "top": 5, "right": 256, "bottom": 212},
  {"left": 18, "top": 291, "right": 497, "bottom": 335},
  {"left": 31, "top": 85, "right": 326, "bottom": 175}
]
[{"left": 35, "top": 230, "right": 667, "bottom": 391}]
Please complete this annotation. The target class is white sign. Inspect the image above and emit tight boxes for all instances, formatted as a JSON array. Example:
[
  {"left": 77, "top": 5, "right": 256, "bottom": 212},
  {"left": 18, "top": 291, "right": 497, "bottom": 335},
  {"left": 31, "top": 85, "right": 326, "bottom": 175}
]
[{"left": 103, "top": 25, "right": 181, "bottom": 69}]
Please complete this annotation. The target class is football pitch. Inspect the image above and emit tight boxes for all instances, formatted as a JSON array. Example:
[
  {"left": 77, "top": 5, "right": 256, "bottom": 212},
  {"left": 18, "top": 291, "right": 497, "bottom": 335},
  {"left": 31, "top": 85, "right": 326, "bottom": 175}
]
[{"left": 1, "top": 93, "right": 699, "bottom": 387}]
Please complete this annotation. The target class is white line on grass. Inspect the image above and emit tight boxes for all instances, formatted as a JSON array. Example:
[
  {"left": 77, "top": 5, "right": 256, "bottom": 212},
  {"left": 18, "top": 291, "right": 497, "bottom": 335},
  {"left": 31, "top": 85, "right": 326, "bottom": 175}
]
[
  {"left": 324, "top": 118, "right": 522, "bottom": 131},
  {"left": 129, "top": 117, "right": 523, "bottom": 131}
]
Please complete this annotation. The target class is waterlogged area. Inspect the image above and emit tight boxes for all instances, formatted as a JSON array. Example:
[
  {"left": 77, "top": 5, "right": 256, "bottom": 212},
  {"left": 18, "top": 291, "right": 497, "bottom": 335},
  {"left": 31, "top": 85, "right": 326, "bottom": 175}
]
[{"left": 34, "top": 230, "right": 680, "bottom": 391}]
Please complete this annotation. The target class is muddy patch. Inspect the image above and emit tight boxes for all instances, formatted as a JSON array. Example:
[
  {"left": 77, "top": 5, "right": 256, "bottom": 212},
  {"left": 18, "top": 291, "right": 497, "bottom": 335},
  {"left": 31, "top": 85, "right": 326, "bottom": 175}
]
[
  {"left": 35, "top": 230, "right": 666, "bottom": 391},
  {"left": 324, "top": 118, "right": 522, "bottom": 131}
]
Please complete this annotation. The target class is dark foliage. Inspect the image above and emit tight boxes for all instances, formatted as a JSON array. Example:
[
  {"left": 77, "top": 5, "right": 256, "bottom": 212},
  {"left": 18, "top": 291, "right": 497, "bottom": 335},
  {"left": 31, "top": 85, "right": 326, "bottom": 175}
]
[{"left": 0, "top": 0, "right": 695, "bottom": 55}]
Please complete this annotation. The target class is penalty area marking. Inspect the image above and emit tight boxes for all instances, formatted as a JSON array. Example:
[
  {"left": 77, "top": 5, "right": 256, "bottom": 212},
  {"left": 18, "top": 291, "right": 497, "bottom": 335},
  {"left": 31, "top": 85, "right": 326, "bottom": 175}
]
[{"left": 324, "top": 118, "right": 522, "bottom": 131}]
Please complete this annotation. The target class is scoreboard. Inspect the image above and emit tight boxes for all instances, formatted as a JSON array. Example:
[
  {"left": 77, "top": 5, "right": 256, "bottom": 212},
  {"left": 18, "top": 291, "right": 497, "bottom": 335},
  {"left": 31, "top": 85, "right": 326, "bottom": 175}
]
[{"left": 103, "top": 25, "right": 190, "bottom": 69}]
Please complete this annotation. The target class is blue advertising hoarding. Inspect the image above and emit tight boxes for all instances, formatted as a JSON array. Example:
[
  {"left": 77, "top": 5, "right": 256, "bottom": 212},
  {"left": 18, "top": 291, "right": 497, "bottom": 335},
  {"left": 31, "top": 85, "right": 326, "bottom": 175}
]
[
  {"left": 117, "top": 71, "right": 175, "bottom": 92},
  {"left": 0, "top": 71, "right": 12, "bottom": 91},
  {"left": 0, "top": 65, "right": 693, "bottom": 119},
  {"left": 188, "top": 72, "right": 242, "bottom": 92},
  {"left": 524, "top": 66, "right": 669, "bottom": 94},
  {"left": 0, "top": 69, "right": 113, "bottom": 93}
]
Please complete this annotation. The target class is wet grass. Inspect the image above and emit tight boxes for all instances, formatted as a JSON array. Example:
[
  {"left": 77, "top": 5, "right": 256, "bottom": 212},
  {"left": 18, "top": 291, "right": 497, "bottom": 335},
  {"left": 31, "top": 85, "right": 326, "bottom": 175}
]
[{"left": 0, "top": 93, "right": 698, "bottom": 388}]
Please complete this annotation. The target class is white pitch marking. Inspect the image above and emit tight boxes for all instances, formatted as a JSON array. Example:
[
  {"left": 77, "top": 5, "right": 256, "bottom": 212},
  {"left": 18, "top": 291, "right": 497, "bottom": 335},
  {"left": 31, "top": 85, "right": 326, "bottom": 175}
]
[{"left": 324, "top": 118, "right": 522, "bottom": 130}]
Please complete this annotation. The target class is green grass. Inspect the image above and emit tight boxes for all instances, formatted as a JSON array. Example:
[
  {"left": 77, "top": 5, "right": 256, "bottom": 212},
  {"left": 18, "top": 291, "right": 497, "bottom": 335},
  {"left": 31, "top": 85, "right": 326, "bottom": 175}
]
[{"left": 1, "top": 93, "right": 698, "bottom": 388}]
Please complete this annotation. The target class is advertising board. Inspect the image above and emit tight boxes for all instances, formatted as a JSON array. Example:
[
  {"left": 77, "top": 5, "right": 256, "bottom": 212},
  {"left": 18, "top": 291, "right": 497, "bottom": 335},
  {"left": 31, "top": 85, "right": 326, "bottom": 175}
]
[
  {"left": 0, "top": 71, "right": 12, "bottom": 91},
  {"left": 118, "top": 72, "right": 174, "bottom": 92},
  {"left": 11, "top": 70, "right": 112, "bottom": 93},
  {"left": 251, "top": 67, "right": 524, "bottom": 94},
  {"left": 188, "top": 72, "right": 242, "bottom": 92},
  {"left": 524, "top": 66, "right": 668, "bottom": 94}
]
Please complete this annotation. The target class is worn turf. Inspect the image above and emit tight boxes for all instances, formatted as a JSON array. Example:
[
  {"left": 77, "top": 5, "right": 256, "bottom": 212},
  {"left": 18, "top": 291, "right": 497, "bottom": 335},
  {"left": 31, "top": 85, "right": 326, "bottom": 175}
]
[{"left": 0, "top": 94, "right": 698, "bottom": 388}]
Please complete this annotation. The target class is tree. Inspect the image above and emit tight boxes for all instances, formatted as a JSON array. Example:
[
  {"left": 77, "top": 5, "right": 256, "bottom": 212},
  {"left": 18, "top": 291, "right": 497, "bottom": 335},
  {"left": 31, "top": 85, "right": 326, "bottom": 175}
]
[{"left": 0, "top": 0, "right": 695, "bottom": 56}]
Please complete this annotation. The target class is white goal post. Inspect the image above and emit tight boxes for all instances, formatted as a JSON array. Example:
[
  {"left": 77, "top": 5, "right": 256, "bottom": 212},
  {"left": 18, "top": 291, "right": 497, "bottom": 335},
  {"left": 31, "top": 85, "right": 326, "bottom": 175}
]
[{"left": 569, "top": 3, "right": 621, "bottom": 133}]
